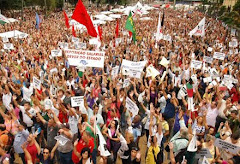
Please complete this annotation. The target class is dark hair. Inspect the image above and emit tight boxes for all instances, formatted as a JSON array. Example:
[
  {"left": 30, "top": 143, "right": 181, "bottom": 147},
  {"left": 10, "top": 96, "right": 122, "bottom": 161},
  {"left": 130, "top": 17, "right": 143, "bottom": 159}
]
[
  {"left": 231, "top": 110, "right": 238, "bottom": 115},
  {"left": 24, "top": 101, "right": 31, "bottom": 106},
  {"left": 81, "top": 147, "right": 90, "bottom": 158},
  {"left": 231, "top": 131, "right": 240, "bottom": 140}
]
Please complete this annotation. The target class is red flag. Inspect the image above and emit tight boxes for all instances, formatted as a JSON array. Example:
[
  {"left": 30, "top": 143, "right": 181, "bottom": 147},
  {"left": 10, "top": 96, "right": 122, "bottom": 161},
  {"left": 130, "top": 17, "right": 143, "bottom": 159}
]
[
  {"left": 63, "top": 10, "right": 70, "bottom": 28},
  {"left": 115, "top": 19, "right": 119, "bottom": 37},
  {"left": 165, "top": 4, "right": 170, "bottom": 8},
  {"left": 72, "top": 25, "right": 76, "bottom": 37},
  {"left": 72, "top": 0, "right": 97, "bottom": 37},
  {"left": 97, "top": 25, "right": 102, "bottom": 41}
]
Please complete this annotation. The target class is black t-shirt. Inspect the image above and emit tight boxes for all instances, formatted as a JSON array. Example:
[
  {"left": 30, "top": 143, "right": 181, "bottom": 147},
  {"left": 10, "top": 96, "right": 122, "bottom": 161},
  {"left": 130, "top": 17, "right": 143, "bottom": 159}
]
[{"left": 37, "top": 154, "right": 53, "bottom": 164}]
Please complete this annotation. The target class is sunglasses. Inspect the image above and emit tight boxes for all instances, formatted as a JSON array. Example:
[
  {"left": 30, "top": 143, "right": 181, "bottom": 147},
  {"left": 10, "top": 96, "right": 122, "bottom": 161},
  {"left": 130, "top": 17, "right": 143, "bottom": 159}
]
[{"left": 43, "top": 152, "right": 49, "bottom": 154}]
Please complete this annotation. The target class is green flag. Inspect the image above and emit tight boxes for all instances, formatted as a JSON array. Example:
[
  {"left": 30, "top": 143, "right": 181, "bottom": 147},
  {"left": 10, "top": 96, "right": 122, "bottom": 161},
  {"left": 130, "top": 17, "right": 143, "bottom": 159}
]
[
  {"left": 125, "top": 12, "right": 136, "bottom": 42},
  {"left": 0, "top": 14, "right": 9, "bottom": 25}
]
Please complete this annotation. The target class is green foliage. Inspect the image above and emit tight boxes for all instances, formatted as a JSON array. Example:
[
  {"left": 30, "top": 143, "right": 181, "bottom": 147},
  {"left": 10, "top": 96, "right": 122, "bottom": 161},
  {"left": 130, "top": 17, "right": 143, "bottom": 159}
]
[
  {"left": 218, "top": 5, "right": 226, "bottom": 16},
  {"left": 233, "top": 0, "right": 240, "bottom": 14}
]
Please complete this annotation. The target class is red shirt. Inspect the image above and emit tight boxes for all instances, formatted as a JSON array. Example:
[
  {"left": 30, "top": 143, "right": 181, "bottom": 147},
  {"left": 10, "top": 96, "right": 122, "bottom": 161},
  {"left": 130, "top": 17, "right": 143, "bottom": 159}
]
[
  {"left": 26, "top": 143, "right": 38, "bottom": 164},
  {"left": 72, "top": 138, "right": 94, "bottom": 164}
]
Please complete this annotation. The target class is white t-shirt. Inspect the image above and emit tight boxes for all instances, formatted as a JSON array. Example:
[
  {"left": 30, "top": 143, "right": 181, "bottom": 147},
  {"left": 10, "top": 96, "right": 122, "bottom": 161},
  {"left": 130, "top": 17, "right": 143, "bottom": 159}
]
[
  {"left": 68, "top": 115, "right": 79, "bottom": 134},
  {"left": 144, "top": 110, "right": 156, "bottom": 130},
  {"left": 206, "top": 105, "right": 218, "bottom": 127},
  {"left": 22, "top": 86, "right": 33, "bottom": 102},
  {"left": 2, "top": 92, "right": 12, "bottom": 110},
  {"left": 19, "top": 106, "right": 36, "bottom": 127}
]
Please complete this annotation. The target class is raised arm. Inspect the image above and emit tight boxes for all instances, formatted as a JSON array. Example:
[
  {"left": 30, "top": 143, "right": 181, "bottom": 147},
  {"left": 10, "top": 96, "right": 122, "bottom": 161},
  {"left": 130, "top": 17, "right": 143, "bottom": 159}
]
[{"left": 50, "top": 141, "right": 59, "bottom": 159}]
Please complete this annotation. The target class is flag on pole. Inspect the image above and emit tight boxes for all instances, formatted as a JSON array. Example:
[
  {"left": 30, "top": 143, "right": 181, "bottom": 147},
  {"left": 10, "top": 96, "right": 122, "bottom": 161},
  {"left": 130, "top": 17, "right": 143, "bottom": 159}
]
[
  {"left": 189, "top": 17, "right": 206, "bottom": 37},
  {"left": 98, "top": 25, "right": 102, "bottom": 41},
  {"left": 161, "top": 11, "right": 165, "bottom": 27},
  {"left": 0, "top": 14, "right": 9, "bottom": 25},
  {"left": 187, "top": 82, "right": 194, "bottom": 111},
  {"left": 156, "top": 13, "right": 163, "bottom": 41},
  {"left": 35, "top": 13, "right": 40, "bottom": 30},
  {"left": 125, "top": 12, "right": 136, "bottom": 43},
  {"left": 72, "top": 0, "right": 97, "bottom": 37},
  {"left": 63, "top": 10, "right": 70, "bottom": 28},
  {"left": 115, "top": 19, "right": 119, "bottom": 38},
  {"left": 72, "top": 25, "right": 76, "bottom": 37}
]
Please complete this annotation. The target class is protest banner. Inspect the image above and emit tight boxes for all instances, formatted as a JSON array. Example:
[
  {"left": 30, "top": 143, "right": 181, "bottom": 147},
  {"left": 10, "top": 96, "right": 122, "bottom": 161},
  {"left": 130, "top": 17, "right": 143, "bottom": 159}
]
[
  {"left": 123, "top": 78, "right": 130, "bottom": 88},
  {"left": 121, "top": 60, "right": 147, "bottom": 79},
  {"left": 33, "top": 76, "right": 41, "bottom": 90},
  {"left": 126, "top": 97, "right": 139, "bottom": 116},
  {"left": 74, "top": 42, "right": 87, "bottom": 49},
  {"left": 191, "top": 60, "right": 202, "bottom": 69},
  {"left": 72, "top": 36, "right": 80, "bottom": 42},
  {"left": 71, "top": 96, "right": 84, "bottom": 107},
  {"left": 213, "top": 52, "right": 225, "bottom": 60},
  {"left": 65, "top": 49, "right": 105, "bottom": 68},
  {"left": 214, "top": 138, "right": 240, "bottom": 154},
  {"left": 51, "top": 50, "right": 62, "bottom": 57},
  {"left": 3, "top": 43, "right": 14, "bottom": 50},
  {"left": 195, "top": 148, "right": 212, "bottom": 159},
  {"left": 203, "top": 56, "right": 213, "bottom": 64}
]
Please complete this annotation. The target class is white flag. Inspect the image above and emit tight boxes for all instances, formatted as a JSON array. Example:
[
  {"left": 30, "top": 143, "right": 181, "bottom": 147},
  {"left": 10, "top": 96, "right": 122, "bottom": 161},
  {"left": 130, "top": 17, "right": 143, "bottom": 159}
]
[
  {"left": 156, "top": 13, "right": 163, "bottom": 41},
  {"left": 189, "top": 17, "right": 205, "bottom": 37},
  {"left": 187, "top": 131, "right": 197, "bottom": 152}
]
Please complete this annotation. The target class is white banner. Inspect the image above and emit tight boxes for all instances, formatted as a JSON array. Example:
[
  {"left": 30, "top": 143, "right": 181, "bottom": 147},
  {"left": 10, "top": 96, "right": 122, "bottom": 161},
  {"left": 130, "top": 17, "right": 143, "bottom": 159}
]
[
  {"left": 3, "top": 43, "right": 14, "bottom": 50},
  {"left": 74, "top": 42, "right": 87, "bottom": 50},
  {"left": 51, "top": 50, "right": 62, "bottom": 57},
  {"left": 71, "top": 96, "right": 84, "bottom": 107},
  {"left": 33, "top": 76, "right": 41, "bottom": 90},
  {"left": 126, "top": 97, "right": 139, "bottom": 116},
  {"left": 203, "top": 56, "right": 213, "bottom": 64},
  {"left": 72, "top": 36, "right": 80, "bottom": 43},
  {"left": 229, "top": 41, "right": 238, "bottom": 48},
  {"left": 214, "top": 138, "right": 240, "bottom": 154},
  {"left": 191, "top": 60, "right": 202, "bottom": 69},
  {"left": 213, "top": 52, "right": 225, "bottom": 60},
  {"left": 65, "top": 49, "right": 105, "bottom": 68},
  {"left": 2, "top": 37, "right": 8, "bottom": 43},
  {"left": 121, "top": 60, "right": 147, "bottom": 79}
]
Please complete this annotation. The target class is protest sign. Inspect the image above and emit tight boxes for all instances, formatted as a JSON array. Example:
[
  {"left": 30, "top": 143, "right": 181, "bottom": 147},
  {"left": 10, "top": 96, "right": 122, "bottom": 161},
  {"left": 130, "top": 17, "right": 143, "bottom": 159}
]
[
  {"left": 159, "top": 57, "right": 169, "bottom": 67},
  {"left": 121, "top": 60, "right": 147, "bottom": 79},
  {"left": 72, "top": 36, "right": 79, "bottom": 42},
  {"left": 177, "top": 85, "right": 187, "bottom": 99},
  {"left": 195, "top": 148, "right": 212, "bottom": 159},
  {"left": 229, "top": 41, "right": 238, "bottom": 48},
  {"left": 33, "top": 76, "right": 41, "bottom": 90},
  {"left": 146, "top": 65, "right": 160, "bottom": 78},
  {"left": 123, "top": 78, "right": 130, "bottom": 88},
  {"left": 2, "top": 37, "right": 8, "bottom": 43},
  {"left": 214, "top": 138, "right": 240, "bottom": 154},
  {"left": 58, "top": 42, "right": 69, "bottom": 49},
  {"left": 54, "top": 135, "right": 70, "bottom": 146},
  {"left": 65, "top": 49, "right": 105, "bottom": 68},
  {"left": 51, "top": 50, "right": 62, "bottom": 57},
  {"left": 3, "top": 43, "right": 14, "bottom": 50},
  {"left": 203, "top": 56, "right": 213, "bottom": 64},
  {"left": 203, "top": 76, "right": 212, "bottom": 83},
  {"left": 126, "top": 97, "right": 139, "bottom": 116},
  {"left": 96, "top": 125, "right": 111, "bottom": 157},
  {"left": 71, "top": 96, "right": 84, "bottom": 107},
  {"left": 191, "top": 60, "right": 202, "bottom": 69},
  {"left": 74, "top": 42, "right": 87, "bottom": 49},
  {"left": 213, "top": 52, "right": 225, "bottom": 60},
  {"left": 111, "top": 66, "right": 119, "bottom": 79},
  {"left": 207, "top": 47, "right": 213, "bottom": 52}
]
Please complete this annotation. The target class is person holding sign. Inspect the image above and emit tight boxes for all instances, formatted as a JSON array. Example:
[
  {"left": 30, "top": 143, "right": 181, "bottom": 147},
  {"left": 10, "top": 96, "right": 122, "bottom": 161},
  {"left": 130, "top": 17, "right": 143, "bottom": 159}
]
[{"left": 202, "top": 134, "right": 220, "bottom": 163}]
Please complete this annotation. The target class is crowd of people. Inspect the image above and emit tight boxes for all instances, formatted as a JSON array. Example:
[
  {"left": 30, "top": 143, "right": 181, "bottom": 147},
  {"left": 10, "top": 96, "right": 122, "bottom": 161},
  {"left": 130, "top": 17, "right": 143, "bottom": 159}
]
[{"left": 0, "top": 1, "right": 239, "bottom": 164}]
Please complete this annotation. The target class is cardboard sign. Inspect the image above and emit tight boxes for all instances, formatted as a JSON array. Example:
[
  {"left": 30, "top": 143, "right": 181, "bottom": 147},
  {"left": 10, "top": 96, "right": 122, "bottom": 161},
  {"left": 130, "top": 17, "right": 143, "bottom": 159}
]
[
  {"left": 214, "top": 138, "right": 240, "bottom": 154},
  {"left": 191, "top": 60, "right": 202, "bottom": 69},
  {"left": 3, "top": 43, "right": 14, "bottom": 50},
  {"left": 33, "top": 76, "right": 41, "bottom": 90},
  {"left": 203, "top": 56, "right": 213, "bottom": 64},
  {"left": 195, "top": 148, "right": 212, "bottom": 159},
  {"left": 74, "top": 42, "right": 87, "bottom": 49},
  {"left": 126, "top": 97, "right": 139, "bottom": 116},
  {"left": 213, "top": 52, "right": 225, "bottom": 60},
  {"left": 51, "top": 50, "right": 62, "bottom": 57},
  {"left": 71, "top": 96, "right": 84, "bottom": 107},
  {"left": 65, "top": 49, "right": 105, "bottom": 68},
  {"left": 123, "top": 78, "right": 130, "bottom": 88},
  {"left": 72, "top": 36, "right": 80, "bottom": 43}
]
